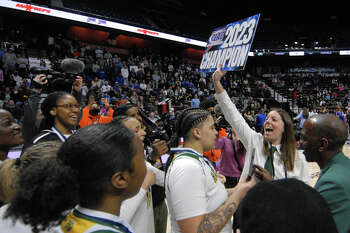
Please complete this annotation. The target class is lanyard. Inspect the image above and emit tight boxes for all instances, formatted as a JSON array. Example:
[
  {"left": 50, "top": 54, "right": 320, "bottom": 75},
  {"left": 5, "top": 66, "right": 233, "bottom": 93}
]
[
  {"left": 52, "top": 126, "right": 75, "bottom": 142},
  {"left": 52, "top": 126, "right": 67, "bottom": 142},
  {"left": 74, "top": 209, "right": 133, "bottom": 233},
  {"left": 171, "top": 148, "right": 217, "bottom": 175}
]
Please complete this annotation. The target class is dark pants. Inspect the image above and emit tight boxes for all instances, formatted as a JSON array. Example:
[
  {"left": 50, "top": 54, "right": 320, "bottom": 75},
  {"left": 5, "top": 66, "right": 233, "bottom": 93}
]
[
  {"left": 153, "top": 200, "right": 168, "bottom": 233},
  {"left": 225, "top": 176, "right": 240, "bottom": 231},
  {"left": 224, "top": 176, "right": 240, "bottom": 189}
]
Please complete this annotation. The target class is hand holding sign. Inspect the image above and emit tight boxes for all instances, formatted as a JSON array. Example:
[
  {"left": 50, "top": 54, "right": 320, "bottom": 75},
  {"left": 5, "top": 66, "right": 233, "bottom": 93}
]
[
  {"left": 212, "top": 64, "right": 227, "bottom": 94},
  {"left": 212, "top": 64, "right": 227, "bottom": 83}
]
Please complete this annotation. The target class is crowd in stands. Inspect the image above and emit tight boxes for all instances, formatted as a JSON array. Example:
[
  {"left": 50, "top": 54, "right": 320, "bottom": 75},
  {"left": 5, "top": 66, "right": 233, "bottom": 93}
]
[
  {"left": 0, "top": 25, "right": 281, "bottom": 133},
  {"left": 262, "top": 69, "right": 350, "bottom": 113},
  {"left": 2, "top": 28, "right": 350, "bottom": 141}
]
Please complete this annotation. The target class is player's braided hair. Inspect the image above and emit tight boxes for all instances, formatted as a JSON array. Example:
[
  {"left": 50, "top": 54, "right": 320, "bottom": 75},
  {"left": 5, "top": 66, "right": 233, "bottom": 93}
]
[{"left": 169, "top": 108, "right": 211, "bottom": 148}]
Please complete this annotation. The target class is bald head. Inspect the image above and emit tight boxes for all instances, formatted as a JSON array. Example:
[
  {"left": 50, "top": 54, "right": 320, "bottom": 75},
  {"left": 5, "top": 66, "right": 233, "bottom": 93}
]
[{"left": 309, "top": 114, "right": 348, "bottom": 150}]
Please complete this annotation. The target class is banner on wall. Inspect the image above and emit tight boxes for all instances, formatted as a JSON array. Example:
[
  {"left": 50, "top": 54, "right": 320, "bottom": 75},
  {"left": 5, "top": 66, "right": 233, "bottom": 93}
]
[
  {"left": 199, "top": 14, "right": 260, "bottom": 73},
  {"left": 0, "top": 1, "right": 207, "bottom": 47}
]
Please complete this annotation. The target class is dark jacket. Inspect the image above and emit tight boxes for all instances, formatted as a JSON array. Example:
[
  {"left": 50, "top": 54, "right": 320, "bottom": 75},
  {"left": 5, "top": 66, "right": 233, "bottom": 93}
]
[{"left": 315, "top": 152, "right": 350, "bottom": 233}]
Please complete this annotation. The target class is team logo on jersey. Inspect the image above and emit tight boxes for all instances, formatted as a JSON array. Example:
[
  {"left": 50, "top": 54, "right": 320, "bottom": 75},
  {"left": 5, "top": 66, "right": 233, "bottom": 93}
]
[{"left": 63, "top": 219, "right": 75, "bottom": 232}]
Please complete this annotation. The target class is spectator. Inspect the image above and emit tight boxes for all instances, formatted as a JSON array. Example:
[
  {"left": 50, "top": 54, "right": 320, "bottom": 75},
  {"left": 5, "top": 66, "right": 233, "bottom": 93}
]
[
  {"left": 16, "top": 54, "right": 28, "bottom": 74},
  {"left": 301, "top": 114, "right": 350, "bottom": 233},
  {"left": 115, "top": 72, "right": 125, "bottom": 87},
  {"left": 149, "top": 111, "right": 159, "bottom": 123},
  {"left": 11, "top": 86, "right": 24, "bottom": 104},
  {"left": 91, "top": 76, "right": 102, "bottom": 89},
  {"left": 190, "top": 94, "right": 200, "bottom": 108},
  {"left": 91, "top": 61, "right": 100, "bottom": 74},
  {"left": 152, "top": 70, "right": 160, "bottom": 89},
  {"left": 101, "top": 80, "right": 112, "bottom": 93},
  {"left": 97, "top": 67, "right": 106, "bottom": 80},
  {"left": 130, "top": 90, "right": 138, "bottom": 104},
  {"left": 81, "top": 81, "right": 89, "bottom": 103},
  {"left": 215, "top": 128, "right": 246, "bottom": 189},
  {"left": 21, "top": 75, "right": 82, "bottom": 148},
  {"left": 336, "top": 106, "right": 346, "bottom": 123},
  {"left": 4, "top": 99, "right": 22, "bottom": 122},
  {"left": 2, "top": 87, "right": 12, "bottom": 101},
  {"left": 121, "top": 63, "right": 129, "bottom": 85},
  {"left": 32, "top": 91, "right": 81, "bottom": 144},
  {"left": 79, "top": 103, "right": 112, "bottom": 128},
  {"left": 294, "top": 107, "right": 311, "bottom": 130},
  {"left": 0, "top": 109, "right": 23, "bottom": 162},
  {"left": 140, "top": 80, "right": 147, "bottom": 91},
  {"left": 2, "top": 48, "right": 16, "bottom": 74},
  {"left": 255, "top": 108, "right": 266, "bottom": 133}
]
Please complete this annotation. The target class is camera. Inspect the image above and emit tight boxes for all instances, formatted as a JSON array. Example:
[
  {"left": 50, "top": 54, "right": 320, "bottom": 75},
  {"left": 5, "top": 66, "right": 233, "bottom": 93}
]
[
  {"left": 29, "top": 58, "right": 85, "bottom": 93},
  {"left": 148, "top": 127, "right": 170, "bottom": 142},
  {"left": 144, "top": 112, "right": 174, "bottom": 147},
  {"left": 30, "top": 59, "right": 82, "bottom": 80}
]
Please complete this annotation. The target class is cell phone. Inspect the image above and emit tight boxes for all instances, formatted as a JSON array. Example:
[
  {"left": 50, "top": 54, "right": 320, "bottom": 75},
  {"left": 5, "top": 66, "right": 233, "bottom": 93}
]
[
  {"left": 7, "top": 149, "right": 22, "bottom": 159},
  {"left": 247, "top": 148, "right": 255, "bottom": 180},
  {"left": 161, "top": 154, "right": 170, "bottom": 164}
]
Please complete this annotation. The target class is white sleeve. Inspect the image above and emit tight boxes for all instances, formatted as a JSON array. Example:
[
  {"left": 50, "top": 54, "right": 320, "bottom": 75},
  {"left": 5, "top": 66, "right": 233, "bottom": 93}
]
[
  {"left": 167, "top": 158, "right": 207, "bottom": 220},
  {"left": 120, "top": 188, "right": 147, "bottom": 222},
  {"left": 146, "top": 161, "right": 165, "bottom": 187},
  {"left": 215, "top": 91, "right": 259, "bottom": 149},
  {"left": 297, "top": 151, "right": 311, "bottom": 185}
]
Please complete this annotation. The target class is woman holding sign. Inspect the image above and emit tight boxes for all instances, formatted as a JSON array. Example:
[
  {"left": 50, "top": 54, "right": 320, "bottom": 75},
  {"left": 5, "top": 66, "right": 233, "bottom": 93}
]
[{"left": 212, "top": 65, "right": 310, "bottom": 184}]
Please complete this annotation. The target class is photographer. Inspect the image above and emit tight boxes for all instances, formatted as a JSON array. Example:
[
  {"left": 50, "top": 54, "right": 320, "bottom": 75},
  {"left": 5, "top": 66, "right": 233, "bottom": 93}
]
[
  {"left": 113, "top": 103, "right": 169, "bottom": 161},
  {"left": 22, "top": 59, "right": 84, "bottom": 148},
  {"left": 79, "top": 97, "right": 113, "bottom": 128}
]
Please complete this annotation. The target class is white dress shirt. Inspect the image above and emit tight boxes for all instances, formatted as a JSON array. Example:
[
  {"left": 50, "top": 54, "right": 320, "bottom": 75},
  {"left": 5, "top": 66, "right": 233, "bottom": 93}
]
[{"left": 215, "top": 91, "right": 310, "bottom": 185}]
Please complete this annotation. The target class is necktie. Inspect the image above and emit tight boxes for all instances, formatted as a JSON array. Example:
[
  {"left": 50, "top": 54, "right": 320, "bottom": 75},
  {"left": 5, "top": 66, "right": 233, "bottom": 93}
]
[{"left": 264, "top": 146, "right": 277, "bottom": 177}]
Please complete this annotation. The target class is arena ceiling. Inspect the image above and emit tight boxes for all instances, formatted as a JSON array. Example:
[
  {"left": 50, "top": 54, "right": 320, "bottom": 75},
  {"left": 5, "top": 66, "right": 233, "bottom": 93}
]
[
  {"left": 111, "top": 0, "right": 349, "bottom": 49},
  {"left": 3, "top": 0, "right": 349, "bottom": 49}
]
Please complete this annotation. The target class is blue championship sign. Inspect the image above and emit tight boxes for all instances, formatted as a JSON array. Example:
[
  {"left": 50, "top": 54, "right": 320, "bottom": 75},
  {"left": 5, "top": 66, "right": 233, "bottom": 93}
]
[{"left": 199, "top": 14, "right": 260, "bottom": 73}]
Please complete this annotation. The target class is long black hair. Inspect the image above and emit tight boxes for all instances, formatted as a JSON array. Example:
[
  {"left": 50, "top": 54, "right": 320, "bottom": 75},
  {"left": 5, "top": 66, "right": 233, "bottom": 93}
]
[
  {"left": 39, "top": 91, "right": 72, "bottom": 131},
  {"left": 5, "top": 123, "right": 137, "bottom": 233},
  {"left": 111, "top": 114, "right": 134, "bottom": 125},
  {"left": 113, "top": 103, "right": 138, "bottom": 118}
]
